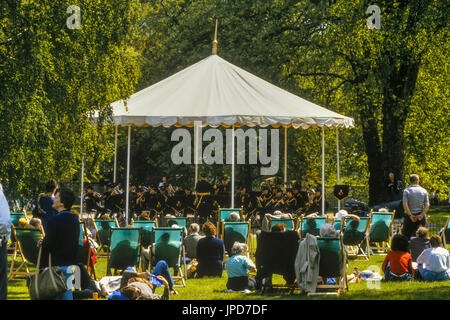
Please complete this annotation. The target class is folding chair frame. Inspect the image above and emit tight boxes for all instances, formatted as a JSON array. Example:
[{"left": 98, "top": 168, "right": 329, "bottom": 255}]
[
  {"left": 106, "top": 227, "right": 142, "bottom": 276},
  {"left": 8, "top": 224, "right": 44, "bottom": 280},
  {"left": 340, "top": 216, "right": 372, "bottom": 261},
  {"left": 308, "top": 235, "right": 348, "bottom": 296},
  {"left": 442, "top": 217, "right": 450, "bottom": 248},
  {"left": 151, "top": 227, "right": 186, "bottom": 288},
  {"left": 368, "top": 210, "right": 396, "bottom": 255},
  {"left": 267, "top": 217, "right": 298, "bottom": 232},
  {"left": 216, "top": 207, "right": 244, "bottom": 237},
  {"left": 221, "top": 220, "right": 252, "bottom": 259},
  {"left": 90, "top": 217, "right": 119, "bottom": 257},
  {"left": 79, "top": 220, "right": 97, "bottom": 280}
]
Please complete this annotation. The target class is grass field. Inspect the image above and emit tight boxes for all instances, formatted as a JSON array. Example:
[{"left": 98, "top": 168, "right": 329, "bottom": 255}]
[{"left": 6, "top": 204, "right": 450, "bottom": 300}]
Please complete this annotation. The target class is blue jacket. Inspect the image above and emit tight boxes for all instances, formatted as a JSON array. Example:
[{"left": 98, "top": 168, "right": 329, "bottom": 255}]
[{"left": 41, "top": 210, "right": 79, "bottom": 267}]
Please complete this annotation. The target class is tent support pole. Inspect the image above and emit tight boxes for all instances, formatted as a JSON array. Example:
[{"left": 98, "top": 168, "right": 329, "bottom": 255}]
[
  {"left": 194, "top": 124, "right": 199, "bottom": 190},
  {"left": 125, "top": 125, "right": 131, "bottom": 226},
  {"left": 231, "top": 125, "right": 235, "bottom": 208},
  {"left": 322, "top": 126, "right": 325, "bottom": 216},
  {"left": 80, "top": 155, "right": 84, "bottom": 217},
  {"left": 336, "top": 128, "right": 340, "bottom": 211},
  {"left": 113, "top": 125, "right": 118, "bottom": 184},
  {"left": 284, "top": 126, "right": 287, "bottom": 190}
]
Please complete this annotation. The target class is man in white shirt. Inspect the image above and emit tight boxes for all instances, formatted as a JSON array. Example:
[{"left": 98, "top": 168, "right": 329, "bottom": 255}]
[
  {"left": 416, "top": 235, "right": 450, "bottom": 281},
  {"left": 0, "top": 188, "right": 11, "bottom": 300}
]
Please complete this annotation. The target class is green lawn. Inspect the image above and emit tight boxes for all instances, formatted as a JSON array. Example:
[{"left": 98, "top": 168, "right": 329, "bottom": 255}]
[{"left": 7, "top": 204, "right": 450, "bottom": 300}]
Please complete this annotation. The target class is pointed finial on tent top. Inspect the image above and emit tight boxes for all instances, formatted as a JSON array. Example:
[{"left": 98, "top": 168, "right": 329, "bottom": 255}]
[{"left": 212, "top": 19, "right": 218, "bottom": 55}]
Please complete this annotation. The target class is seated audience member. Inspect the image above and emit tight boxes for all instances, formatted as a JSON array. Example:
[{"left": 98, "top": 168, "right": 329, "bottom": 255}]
[
  {"left": 105, "top": 262, "right": 174, "bottom": 299},
  {"left": 271, "top": 223, "right": 286, "bottom": 233},
  {"left": 416, "top": 235, "right": 450, "bottom": 282},
  {"left": 110, "top": 271, "right": 170, "bottom": 300},
  {"left": 409, "top": 227, "right": 431, "bottom": 262},
  {"left": 196, "top": 221, "right": 225, "bottom": 278},
  {"left": 319, "top": 223, "right": 338, "bottom": 238},
  {"left": 18, "top": 217, "right": 42, "bottom": 229},
  {"left": 225, "top": 242, "right": 257, "bottom": 293},
  {"left": 382, "top": 234, "right": 414, "bottom": 281},
  {"left": 228, "top": 212, "right": 240, "bottom": 222},
  {"left": 261, "top": 211, "right": 292, "bottom": 232},
  {"left": 183, "top": 223, "right": 204, "bottom": 262}
]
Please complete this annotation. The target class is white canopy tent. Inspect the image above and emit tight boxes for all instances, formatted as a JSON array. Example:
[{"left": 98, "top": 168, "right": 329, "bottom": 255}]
[{"left": 88, "top": 51, "right": 354, "bottom": 223}]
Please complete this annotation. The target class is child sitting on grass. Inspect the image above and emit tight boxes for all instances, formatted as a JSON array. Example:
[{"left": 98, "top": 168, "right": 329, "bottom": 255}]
[{"left": 382, "top": 234, "right": 414, "bottom": 281}]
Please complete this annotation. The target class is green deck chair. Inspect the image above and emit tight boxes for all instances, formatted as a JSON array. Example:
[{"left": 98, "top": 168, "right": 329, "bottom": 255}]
[
  {"left": 441, "top": 217, "right": 450, "bottom": 248},
  {"left": 107, "top": 227, "right": 141, "bottom": 276},
  {"left": 300, "top": 216, "right": 327, "bottom": 239},
  {"left": 91, "top": 218, "right": 119, "bottom": 256},
  {"left": 9, "top": 225, "right": 43, "bottom": 279},
  {"left": 342, "top": 217, "right": 371, "bottom": 260},
  {"left": 76, "top": 220, "right": 96, "bottom": 280},
  {"left": 269, "top": 217, "right": 296, "bottom": 231},
  {"left": 369, "top": 210, "right": 395, "bottom": 254},
  {"left": 165, "top": 217, "right": 188, "bottom": 235},
  {"left": 309, "top": 236, "right": 348, "bottom": 296},
  {"left": 221, "top": 221, "right": 252, "bottom": 258},
  {"left": 217, "top": 207, "right": 243, "bottom": 237},
  {"left": 131, "top": 219, "right": 158, "bottom": 248},
  {"left": 152, "top": 227, "right": 186, "bottom": 287}
]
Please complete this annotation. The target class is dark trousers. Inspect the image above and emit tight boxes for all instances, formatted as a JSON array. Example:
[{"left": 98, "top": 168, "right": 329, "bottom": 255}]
[
  {"left": 0, "top": 238, "right": 8, "bottom": 300},
  {"left": 403, "top": 214, "right": 427, "bottom": 239},
  {"left": 227, "top": 276, "right": 256, "bottom": 291}
]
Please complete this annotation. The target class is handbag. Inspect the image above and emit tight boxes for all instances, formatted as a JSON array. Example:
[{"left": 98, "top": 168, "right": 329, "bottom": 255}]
[{"left": 27, "top": 247, "right": 68, "bottom": 300}]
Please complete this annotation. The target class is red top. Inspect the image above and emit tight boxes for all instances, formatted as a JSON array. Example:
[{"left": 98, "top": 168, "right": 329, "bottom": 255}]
[{"left": 382, "top": 251, "right": 414, "bottom": 275}]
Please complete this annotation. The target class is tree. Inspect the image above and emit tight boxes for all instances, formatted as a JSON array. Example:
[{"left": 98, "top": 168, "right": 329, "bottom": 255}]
[{"left": 0, "top": 0, "right": 143, "bottom": 198}]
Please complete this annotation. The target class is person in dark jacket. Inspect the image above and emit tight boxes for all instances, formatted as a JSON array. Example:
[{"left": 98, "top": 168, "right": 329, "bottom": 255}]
[
  {"left": 38, "top": 179, "right": 58, "bottom": 232},
  {"left": 39, "top": 188, "right": 79, "bottom": 300},
  {"left": 196, "top": 221, "right": 225, "bottom": 278}
]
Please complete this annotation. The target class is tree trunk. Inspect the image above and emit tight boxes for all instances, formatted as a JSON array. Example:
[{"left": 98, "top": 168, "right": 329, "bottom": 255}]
[{"left": 382, "top": 61, "right": 420, "bottom": 187}]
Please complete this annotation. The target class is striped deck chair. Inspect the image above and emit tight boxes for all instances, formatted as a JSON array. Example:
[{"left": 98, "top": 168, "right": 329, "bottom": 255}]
[
  {"left": 309, "top": 236, "right": 348, "bottom": 296},
  {"left": 222, "top": 220, "right": 252, "bottom": 258},
  {"left": 300, "top": 216, "right": 327, "bottom": 239},
  {"left": 341, "top": 216, "right": 371, "bottom": 260},
  {"left": 107, "top": 227, "right": 141, "bottom": 276},
  {"left": 369, "top": 210, "right": 396, "bottom": 254},
  {"left": 9, "top": 225, "right": 43, "bottom": 279},
  {"left": 91, "top": 217, "right": 119, "bottom": 256},
  {"left": 152, "top": 227, "right": 186, "bottom": 287}
]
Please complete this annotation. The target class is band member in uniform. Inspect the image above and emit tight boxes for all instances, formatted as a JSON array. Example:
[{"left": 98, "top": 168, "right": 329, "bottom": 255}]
[
  {"left": 267, "top": 188, "right": 284, "bottom": 212},
  {"left": 167, "top": 188, "right": 185, "bottom": 216},
  {"left": 292, "top": 184, "right": 306, "bottom": 211},
  {"left": 135, "top": 187, "right": 147, "bottom": 214},
  {"left": 182, "top": 187, "right": 196, "bottom": 217},
  {"left": 284, "top": 189, "right": 299, "bottom": 214},
  {"left": 154, "top": 185, "right": 168, "bottom": 224},
  {"left": 103, "top": 183, "right": 123, "bottom": 217},
  {"left": 194, "top": 174, "right": 214, "bottom": 224},
  {"left": 257, "top": 186, "right": 273, "bottom": 217},
  {"left": 84, "top": 185, "right": 104, "bottom": 217}
]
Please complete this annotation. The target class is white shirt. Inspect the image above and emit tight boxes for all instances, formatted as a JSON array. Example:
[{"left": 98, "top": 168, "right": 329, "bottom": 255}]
[
  {"left": 417, "top": 247, "right": 450, "bottom": 273},
  {"left": 0, "top": 189, "right": 11, "bottom": 241}
]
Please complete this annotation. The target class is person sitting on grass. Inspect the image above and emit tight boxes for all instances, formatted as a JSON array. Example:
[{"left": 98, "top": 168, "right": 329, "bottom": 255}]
[
  {"left": 382, "top": 234, "right": 414, "bottom": 281},
  {"left": 225, "top": 242, "right": 257, "bottom": 293},
  {"left": 416, "top": 234, "right": 450, "bottom": 282},
  {"left": 196, "top": 221, "right": 225, "bottom": 278},
  {"left": 104, "top": 262, "right": 174, "bottom": 299},
  {"left": 409, "top": 227, "right": 431, "bottom": 262}
]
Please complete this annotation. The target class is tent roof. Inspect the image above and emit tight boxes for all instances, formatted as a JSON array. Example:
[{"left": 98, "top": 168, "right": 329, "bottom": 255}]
[{"left": 110, "top": 54, "right": 354, "bottom": 129}]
